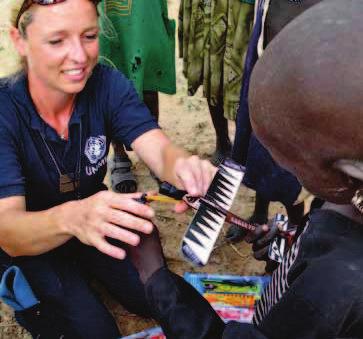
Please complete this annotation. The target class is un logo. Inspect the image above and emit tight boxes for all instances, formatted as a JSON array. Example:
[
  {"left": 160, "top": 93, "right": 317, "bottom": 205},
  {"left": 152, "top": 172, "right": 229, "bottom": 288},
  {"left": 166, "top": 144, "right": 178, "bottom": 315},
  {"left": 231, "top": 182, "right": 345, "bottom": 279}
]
[{"left": 84, "top": 136, "right": 107, "bottom": 165}]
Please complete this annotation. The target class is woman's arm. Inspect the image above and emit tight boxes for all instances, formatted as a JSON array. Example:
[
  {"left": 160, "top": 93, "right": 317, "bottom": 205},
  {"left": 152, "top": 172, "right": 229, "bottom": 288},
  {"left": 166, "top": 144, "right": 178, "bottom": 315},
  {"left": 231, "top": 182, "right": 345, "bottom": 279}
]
[
  {"left": 132, "top": 129, "right": 216, "bottom": 197},
  {"left": 0, "top": 191, "right": 155, "bottom": 258},
  {"left": 0, "top": 196, "right": 72, "bottom": 256}
]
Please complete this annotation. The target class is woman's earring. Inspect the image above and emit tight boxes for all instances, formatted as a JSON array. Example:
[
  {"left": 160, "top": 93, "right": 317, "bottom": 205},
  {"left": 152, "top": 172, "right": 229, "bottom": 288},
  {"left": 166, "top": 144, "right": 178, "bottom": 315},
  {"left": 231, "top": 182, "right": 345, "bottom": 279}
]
[{"left": 352, "top": 189, "right": 363, "bottom": 214}]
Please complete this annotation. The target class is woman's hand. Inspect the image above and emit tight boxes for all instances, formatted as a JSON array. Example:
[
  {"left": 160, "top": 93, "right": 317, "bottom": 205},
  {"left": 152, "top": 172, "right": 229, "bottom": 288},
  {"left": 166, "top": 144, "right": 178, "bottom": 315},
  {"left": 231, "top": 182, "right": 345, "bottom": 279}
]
[
  {"left": 131, "top": 129, "right": 217, "bottom": 212},
  {"left": 173, "top": 156, "right": 217, "bottom": 213},
  {"left": 58, "top": 191, "right": 155, "bottom": 259}
]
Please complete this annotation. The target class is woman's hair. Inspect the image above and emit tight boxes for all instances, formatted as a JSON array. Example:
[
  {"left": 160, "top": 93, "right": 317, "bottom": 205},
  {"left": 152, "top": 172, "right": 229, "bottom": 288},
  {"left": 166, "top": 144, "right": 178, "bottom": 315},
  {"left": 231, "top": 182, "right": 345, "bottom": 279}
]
[
  {"left": 0, "top": 0, "right": 99, "bottom": 80},
  {"left": 17, "top": 11, "right": 35, "bottom": 39}
]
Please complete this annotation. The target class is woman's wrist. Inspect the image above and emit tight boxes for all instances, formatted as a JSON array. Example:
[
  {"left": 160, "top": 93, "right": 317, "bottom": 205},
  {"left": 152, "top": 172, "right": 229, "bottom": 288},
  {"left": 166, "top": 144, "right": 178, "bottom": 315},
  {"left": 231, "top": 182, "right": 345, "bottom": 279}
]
[
  {"left": 50, "top": 200, "right": 79, "bottom": 237},
  {"left": 161, "top": 144, "right": 189, "bottom": 187}
]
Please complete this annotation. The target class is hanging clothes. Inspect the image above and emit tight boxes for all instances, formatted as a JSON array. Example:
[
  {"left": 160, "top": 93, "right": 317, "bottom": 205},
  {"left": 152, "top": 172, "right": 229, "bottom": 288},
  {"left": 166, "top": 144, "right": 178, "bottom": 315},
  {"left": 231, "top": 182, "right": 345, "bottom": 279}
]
[
  {"left": 98, "top": 0, "right": 176, "bottom": 99},
  {"left": 179, "top": 0, "right": 254, "bottom": 120}
]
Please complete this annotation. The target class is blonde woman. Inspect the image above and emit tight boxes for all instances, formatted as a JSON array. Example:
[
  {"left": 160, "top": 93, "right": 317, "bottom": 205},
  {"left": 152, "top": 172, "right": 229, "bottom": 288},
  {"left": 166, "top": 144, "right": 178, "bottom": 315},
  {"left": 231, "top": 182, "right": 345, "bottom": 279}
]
[{"left": 0, "top": 1, "right": 215, "bottom": 337}]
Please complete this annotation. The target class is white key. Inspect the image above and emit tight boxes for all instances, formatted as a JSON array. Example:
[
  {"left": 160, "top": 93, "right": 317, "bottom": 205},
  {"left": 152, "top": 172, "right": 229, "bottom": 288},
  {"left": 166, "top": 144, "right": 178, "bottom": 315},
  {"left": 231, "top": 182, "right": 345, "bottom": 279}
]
[
  {"left": 201, "top": 216, "right": 218, "bottom": 231},
  {"left": 218, "top": 186, "right": 233, "bottom": 200},
  {"left": 190, "top": 229, "right": 209, "bottom": 247},
  {"left": 196, "top": 221, "right": 217, "bottom": 241},
  {"left": 217, "top": 174, "right": 235, "bottom": 191},
  {"left": 215, "top": 192, "right": 231, "bottom": 209},
  {"left": 206, "top": 209, "right": 225, "bottom": 224},
  {"left": 220, "top": 165, "right": 244, "bottom": 180}
]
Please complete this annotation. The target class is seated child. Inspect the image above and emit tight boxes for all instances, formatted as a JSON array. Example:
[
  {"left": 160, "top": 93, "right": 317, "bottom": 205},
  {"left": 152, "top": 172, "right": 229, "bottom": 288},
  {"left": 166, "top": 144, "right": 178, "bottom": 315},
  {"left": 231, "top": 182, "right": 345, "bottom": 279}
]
[{"left": 129, "top": 1, "right": 363, "bottom": 338}]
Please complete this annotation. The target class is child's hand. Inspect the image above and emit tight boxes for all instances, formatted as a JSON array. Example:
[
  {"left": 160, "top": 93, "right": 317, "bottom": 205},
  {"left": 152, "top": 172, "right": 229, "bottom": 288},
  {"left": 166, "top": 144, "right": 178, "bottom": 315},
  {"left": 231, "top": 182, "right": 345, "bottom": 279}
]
[{"left": 246, "top": 223, "right": 278, "bottom": 261}]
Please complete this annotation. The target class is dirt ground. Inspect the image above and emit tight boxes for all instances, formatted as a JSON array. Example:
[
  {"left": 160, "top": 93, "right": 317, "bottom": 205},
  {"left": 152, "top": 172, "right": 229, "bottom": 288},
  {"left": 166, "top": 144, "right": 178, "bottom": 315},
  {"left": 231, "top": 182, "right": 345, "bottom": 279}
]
[{"left": 0, "top": 1, "right": 289, "bottom": 337}]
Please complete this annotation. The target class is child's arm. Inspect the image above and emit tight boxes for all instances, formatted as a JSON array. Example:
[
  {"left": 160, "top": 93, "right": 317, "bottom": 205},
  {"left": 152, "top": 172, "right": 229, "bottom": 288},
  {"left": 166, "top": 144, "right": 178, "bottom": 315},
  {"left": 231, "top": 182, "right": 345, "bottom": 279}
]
[{"left": 128, "top": 228, "right": 268, "bottom": 339}]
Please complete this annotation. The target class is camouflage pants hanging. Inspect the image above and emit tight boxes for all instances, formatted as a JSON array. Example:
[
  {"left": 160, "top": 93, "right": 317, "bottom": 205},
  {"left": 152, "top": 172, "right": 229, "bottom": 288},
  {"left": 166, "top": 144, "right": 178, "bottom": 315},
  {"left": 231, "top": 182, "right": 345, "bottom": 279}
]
[{"left": 179, "top": 0, "right": 254, "bottom": 120}]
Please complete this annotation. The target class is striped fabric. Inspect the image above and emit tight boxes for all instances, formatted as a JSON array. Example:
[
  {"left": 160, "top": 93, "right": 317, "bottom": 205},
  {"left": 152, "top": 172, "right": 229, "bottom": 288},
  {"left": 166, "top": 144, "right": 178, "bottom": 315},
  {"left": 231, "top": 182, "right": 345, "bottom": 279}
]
[
  {"left": 102, "top": 0, "right": 132, "bottom": 16},
  {"left": 253, "top": 222, "right": 309, "bottom": 325}
]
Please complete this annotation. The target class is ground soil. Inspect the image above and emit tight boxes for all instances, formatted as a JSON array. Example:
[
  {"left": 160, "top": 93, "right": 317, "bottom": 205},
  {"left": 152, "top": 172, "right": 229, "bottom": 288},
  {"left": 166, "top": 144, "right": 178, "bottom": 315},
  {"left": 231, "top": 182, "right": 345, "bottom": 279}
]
[{"left": 0, "top": 1, "right": 288, "bottom": 337}]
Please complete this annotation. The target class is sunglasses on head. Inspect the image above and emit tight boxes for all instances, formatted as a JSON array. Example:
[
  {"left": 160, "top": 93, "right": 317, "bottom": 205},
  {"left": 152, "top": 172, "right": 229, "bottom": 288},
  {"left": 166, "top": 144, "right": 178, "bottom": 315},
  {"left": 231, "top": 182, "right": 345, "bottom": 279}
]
[{"left": 15, "top": 0, "right": 100, "bottom": 28}]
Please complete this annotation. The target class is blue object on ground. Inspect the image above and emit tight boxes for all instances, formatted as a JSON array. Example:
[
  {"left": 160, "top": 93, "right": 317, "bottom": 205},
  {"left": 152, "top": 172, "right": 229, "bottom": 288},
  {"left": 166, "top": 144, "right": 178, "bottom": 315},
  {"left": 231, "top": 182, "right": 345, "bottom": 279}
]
[{"left": 0, "top": 266, "right": 39, "bottom": 311}]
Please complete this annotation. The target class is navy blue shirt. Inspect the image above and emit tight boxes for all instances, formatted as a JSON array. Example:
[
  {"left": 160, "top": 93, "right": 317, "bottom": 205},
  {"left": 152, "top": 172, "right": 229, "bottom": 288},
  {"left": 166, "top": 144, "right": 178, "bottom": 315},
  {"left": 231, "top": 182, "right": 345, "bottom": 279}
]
[{"left": 0, "top": 64, "right": 159, "bottom": 211}]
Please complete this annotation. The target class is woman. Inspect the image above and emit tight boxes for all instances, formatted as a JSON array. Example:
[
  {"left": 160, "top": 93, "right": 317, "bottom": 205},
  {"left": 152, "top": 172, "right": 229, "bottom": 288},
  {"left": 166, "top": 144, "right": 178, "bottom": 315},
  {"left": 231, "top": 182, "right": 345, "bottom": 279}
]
[{"left": 0, "top": 0, "right": 215, "bottom": 338}]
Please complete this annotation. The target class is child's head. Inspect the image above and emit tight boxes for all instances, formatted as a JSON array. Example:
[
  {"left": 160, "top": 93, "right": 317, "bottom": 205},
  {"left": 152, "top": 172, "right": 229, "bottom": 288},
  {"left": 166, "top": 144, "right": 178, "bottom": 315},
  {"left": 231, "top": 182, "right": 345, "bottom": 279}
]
[{"left": 250, "top": 0, "right": 363, "bottom": 204}]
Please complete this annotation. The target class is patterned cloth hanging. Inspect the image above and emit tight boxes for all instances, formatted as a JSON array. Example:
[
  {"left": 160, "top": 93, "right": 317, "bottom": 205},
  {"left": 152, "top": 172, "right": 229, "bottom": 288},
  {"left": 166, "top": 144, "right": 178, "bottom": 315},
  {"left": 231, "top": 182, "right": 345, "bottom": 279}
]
[{"left": 179, "top": 0, "right": 255, "bottom": 120}]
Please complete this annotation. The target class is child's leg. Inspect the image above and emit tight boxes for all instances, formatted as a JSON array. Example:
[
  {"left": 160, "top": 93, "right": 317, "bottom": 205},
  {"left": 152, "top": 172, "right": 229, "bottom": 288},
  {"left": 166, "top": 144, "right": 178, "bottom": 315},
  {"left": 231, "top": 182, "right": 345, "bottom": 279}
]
[
  {"left": 249, "top": 193, "right": 270, "bottom": 224},
  {"left": 207, "top": 97, "right": 232, "bottom": 166},
  {"left": 144, "top": 91, "right": 159, "bottom": 121},
  {"left": 110, "top": 142, "right": 137, "bottom": 193},
  {"left": 226, "top": 192, "right": 269, "bottom": 242},
  {"left": 109, "top": 91, "right": 158, "bottom": 193},
  {"left": 286, "top": 201, "right": 304, "bottom": 226}
]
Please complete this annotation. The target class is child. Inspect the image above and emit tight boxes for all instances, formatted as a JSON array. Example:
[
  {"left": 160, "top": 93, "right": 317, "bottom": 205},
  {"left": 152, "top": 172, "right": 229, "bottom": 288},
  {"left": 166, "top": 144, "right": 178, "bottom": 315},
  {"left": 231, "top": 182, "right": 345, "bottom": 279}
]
[
  {"left": 129, "top": 1, "right": 363, "bottom": 337},
  {"left": 98, "top": 0, "right": 176, "bottom": 192}
]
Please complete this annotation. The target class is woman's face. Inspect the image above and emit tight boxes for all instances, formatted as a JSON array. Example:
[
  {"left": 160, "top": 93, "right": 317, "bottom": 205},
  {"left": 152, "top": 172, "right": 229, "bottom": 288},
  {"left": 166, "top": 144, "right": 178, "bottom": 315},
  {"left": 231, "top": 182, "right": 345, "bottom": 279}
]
[{"left": 19, "top": 0, "right": 99, "bottom": 95}]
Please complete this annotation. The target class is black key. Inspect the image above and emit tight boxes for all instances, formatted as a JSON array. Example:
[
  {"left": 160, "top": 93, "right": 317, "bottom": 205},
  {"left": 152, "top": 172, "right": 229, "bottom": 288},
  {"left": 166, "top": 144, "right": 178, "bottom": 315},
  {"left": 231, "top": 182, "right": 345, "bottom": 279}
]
[
  {"left": 185, "top": 226, "right": 204, "bottom": 247},
  {"left": 190, "top": 221, "right": 210, "bottom": 239}
]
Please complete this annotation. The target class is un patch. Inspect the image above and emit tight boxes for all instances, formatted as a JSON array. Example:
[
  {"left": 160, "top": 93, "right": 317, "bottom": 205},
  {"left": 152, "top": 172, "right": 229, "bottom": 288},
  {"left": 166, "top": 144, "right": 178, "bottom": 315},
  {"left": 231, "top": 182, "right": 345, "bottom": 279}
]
[{"left": 84, "top": 136, "right": 107, "bottom": 165}]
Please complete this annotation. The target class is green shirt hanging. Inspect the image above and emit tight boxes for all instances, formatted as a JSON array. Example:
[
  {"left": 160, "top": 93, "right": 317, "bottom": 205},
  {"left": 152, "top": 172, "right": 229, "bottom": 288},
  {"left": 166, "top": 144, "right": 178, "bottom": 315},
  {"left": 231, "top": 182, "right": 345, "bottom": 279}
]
[{"left": 98, "top": 0, "right": 176, "bottom": 99}]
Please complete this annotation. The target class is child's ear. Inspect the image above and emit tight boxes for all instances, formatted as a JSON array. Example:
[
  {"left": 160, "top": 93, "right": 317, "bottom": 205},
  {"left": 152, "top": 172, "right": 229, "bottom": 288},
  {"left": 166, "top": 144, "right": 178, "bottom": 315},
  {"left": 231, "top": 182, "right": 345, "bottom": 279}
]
[{"left": 334, "top": 159, "right": 363, "bottom": 182}]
